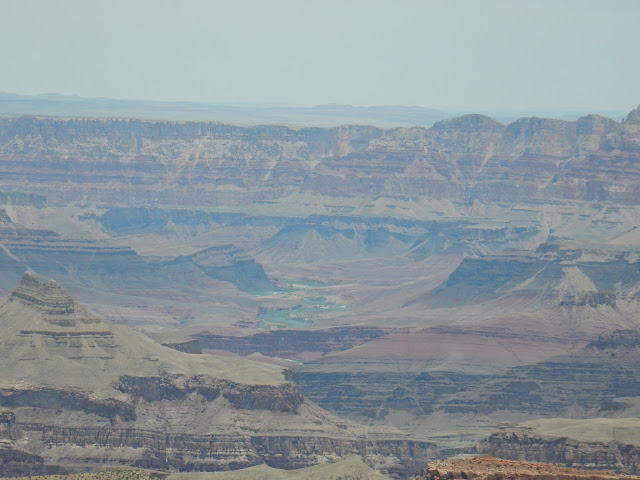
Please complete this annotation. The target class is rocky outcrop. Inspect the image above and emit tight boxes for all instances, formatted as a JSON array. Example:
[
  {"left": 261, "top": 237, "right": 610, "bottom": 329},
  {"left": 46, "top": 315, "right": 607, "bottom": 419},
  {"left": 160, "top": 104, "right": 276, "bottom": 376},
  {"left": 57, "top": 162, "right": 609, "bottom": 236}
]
[
  {"left": 0, "top": 271, "right": 297, "bottom": 394},
  {"left": 589, "top": 330, "right": 640, "bottom": 349},
  {"left": 424, "top": 455, "right": 638, "bottom": 480},
  {"left": 10, "top": 270, "right": 100, "bottom": 318},
  {"left": 625, "top": 106, "right": 640, "bottom": 125},
  {"left": 0, "top": 412, "right": 14, "bottom": 427},
  {"left": 476, "top": 424, "right": 640, "bottom": 475},
  {"left": 557, "top": 292, "right": 616, "bottom": 307},
  {"left": 0, "top": 422, "right": 66, "bottom": 476},
  {"left": 0, "top": 273, "right": 439, "bottom": 478},
  {"left": 0, "top": 447, "right": 65, "bottom": 477},
  {"left": 10, "top": 422, "right": 437, "bottom": 476},
  {"left": 149, "top": 243, "right": 274, "bottom": 293}
]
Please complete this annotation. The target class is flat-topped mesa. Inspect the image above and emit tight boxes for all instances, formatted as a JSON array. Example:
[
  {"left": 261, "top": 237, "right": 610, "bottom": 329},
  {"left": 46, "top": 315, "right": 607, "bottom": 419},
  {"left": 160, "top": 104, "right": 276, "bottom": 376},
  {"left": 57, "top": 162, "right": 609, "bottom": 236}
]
[
  {"left": 0, "top": 275, "right": 430, "bottom": 477},
  {"left": 9, "top": 271, "right": 99, "bottom": 324}
]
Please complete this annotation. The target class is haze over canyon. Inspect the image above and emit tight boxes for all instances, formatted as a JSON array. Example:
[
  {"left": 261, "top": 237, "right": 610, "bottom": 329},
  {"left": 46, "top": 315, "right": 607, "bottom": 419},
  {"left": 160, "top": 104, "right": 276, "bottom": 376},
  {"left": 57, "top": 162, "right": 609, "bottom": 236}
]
[{"left": 1, "top": 101, "right": 640, "bottom": 478}]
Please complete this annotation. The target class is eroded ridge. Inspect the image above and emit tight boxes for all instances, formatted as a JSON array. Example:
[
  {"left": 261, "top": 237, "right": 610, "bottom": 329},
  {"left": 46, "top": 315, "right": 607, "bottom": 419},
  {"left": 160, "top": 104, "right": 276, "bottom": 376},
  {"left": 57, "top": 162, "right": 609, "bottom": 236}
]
[{"left": 10, "top": 271, "right": 99, "bottom": 324}]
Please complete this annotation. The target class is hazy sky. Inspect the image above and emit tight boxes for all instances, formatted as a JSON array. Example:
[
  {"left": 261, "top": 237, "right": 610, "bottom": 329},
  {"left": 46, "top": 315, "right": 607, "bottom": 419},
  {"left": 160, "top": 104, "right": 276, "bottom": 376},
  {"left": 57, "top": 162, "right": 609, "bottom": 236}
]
[{"left": 1, "top": 0, "right": 638, "bottom": 111}]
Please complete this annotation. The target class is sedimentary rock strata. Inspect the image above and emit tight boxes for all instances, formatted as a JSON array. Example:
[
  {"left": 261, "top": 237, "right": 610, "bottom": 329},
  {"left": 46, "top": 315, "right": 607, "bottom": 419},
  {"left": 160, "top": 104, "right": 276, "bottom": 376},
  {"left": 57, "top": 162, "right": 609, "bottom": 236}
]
[
  {"left": 0, "top": 273, "right": 437, "bottom": 477},
  {"left": 424, "top": 455, "right": 639, "bottom": 480},
  {"left": 2, "top": 106, "right": 640, "bottom": 474},
  {"left": 476, "top": 421, "right": 640, "bottom": 475}
]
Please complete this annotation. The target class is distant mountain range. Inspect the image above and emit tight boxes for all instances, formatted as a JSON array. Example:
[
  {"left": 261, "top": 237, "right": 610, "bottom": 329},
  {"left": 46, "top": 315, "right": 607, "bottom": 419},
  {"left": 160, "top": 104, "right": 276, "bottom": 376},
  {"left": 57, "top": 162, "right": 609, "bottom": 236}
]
[{"left": 0, "top": 92, "right": 628, "bottom": 127}]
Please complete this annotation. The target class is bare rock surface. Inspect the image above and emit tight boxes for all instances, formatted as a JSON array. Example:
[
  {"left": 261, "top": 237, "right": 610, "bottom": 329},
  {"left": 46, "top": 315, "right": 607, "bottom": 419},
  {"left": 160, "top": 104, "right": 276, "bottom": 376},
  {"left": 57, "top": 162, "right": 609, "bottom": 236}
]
[
  {"left": 3, "top": 107, "right": 640, "bottom": 474},
  {"left": 0, "top": 273, "right": 437, "bottom": 477},
  {"left": 476, "top": 421, "right": 640, "bottom": 475},
  {"left": 424, "top": 455, "right": 639, "bottom": 480},
  {"left": 0, "top": 272, "right": 290, "bottom": 391}
]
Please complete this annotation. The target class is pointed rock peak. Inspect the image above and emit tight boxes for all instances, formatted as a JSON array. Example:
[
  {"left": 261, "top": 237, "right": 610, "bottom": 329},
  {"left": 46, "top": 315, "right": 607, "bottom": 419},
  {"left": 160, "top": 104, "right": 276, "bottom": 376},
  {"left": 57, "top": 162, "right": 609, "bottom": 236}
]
[
  {"left": 10, "top": 271, "right": 99, "bottom": 323},
  {"left": 0, "top": 209, "right": 11, "bottom": 223},
  {"left": 625, "top": 105, "right": 640, "bottom": 124},
  {"left": 559, "top": 266, "right": 597, "bottom": 293},
  {"left": 16, "top": 270, "right": 42, "bottom": 287}
]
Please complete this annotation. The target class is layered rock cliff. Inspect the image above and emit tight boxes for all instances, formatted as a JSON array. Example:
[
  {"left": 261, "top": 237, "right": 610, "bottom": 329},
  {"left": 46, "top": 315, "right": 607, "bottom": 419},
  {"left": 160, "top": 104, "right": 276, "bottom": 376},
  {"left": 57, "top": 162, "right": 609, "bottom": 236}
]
[
  {"left": 0, "top": 272, "right": 437, "bottom": 478},
  {"left": 0, "top": 109, "right": 639, "bottom": 212},
  {"left": 424, "top": 455, "right": 639, "bottom": 480},
  {"left": 476, "top": 421, "right": 640, "bottom": 475},
  {"left": 2, "top": 108, "right": 640, "bottom": 474},
  {"left": 0, "top": 272, "right": 302, "bottom": 414},
  {"left": 438, "top": 330, "right": 640, "bottom": 417},
  {"left": 0, "top": 117, "right": 379, "bottom": 207}
]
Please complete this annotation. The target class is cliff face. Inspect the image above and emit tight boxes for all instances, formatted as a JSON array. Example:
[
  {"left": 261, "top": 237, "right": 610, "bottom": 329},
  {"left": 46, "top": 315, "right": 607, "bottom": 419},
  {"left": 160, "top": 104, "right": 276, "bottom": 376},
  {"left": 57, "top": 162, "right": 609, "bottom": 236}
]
[
  {"left": 410, "top": 245, "right": 640, "bottom": 308},
  {"left": 0, "top": 452, "right": 393, "bottom": 480},
  {"left": 11, "top": 423, "right": 436, "bottom": 474},
  {"left": 424, "top": 455, "right": 639, "bottom": 480},
  {"left": 0, "top": 111, "right": 638, "bottom": 209},
  {"left": 476, "top": 423, "right": 640, "bottom": 475},
  {"left": 440, "top": 330, "right": 640, "bottom": 417},
  {"left": 0, "top": 273, "right": 437, "bottom": 478},
  {"left": 3, "top": 109, "right": 640, "bottom": 475},
  {"left": 293, "top": 327, "right": 640, "bottom": 456},
  {"left": 0, "top": 108, "right": 637, "bottom": 225},
  {"left": 0, "top": 272, "right": 301, "bottom": 410},
  {"left": 4, "top": 417, "right": 438, "bottom": 476},
  {"left": 301, "top": 111, "right": 634, "bottom": 205},
  {"left": 0, "top": 117, "right": 379, "bottom": 206}
]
